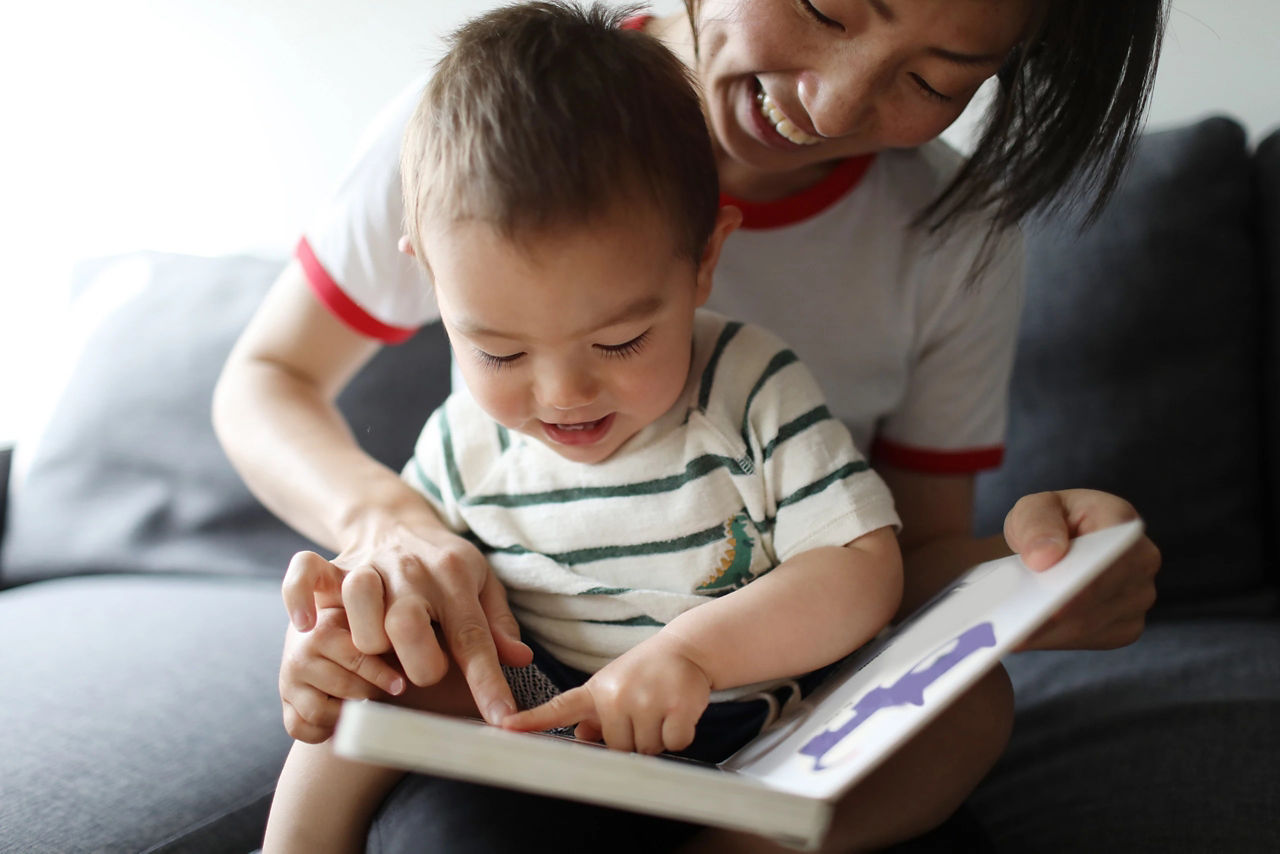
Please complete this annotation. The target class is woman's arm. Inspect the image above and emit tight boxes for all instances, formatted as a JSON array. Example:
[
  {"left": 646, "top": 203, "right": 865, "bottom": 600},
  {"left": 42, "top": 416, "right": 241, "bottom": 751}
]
[
  {"left": 212, "top": 263, "right": 529, "bottom": 725},
  {"left": 879, "top": 465, "right": 1160, "bottom": 651}
]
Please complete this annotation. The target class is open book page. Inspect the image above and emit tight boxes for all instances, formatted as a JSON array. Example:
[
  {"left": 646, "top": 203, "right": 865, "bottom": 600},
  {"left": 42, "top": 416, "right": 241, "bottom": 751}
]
[
  {"left": 334, "top": 520, "right": 1143, "bottom": 849},
  {"left": 723, "top": 519, "right": 1145, "bottom": 799}
]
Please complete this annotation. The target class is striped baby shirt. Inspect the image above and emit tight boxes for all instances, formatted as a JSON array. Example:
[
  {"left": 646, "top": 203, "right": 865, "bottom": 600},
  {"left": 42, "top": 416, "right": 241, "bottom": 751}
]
[{"left": 402, "top": 310, "right": 900, "bottom": 675}]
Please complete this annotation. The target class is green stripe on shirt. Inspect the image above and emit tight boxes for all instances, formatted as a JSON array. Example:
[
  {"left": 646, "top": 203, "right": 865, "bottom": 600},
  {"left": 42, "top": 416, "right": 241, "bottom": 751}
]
[
  {"left": 740, "top": 350, "right": 799, "bottom": 452},
  {"left": 760, "top": 405, "right": 834, "bottom": 462},
  {"left": 697, "top": 321, "right": 743, "bottom": 411},
  {"left": 583, "top": 615, "right": 666, "bottom": 628},
  {"left": 408, "top": 457, "right": 444, "bottom": 503},
  {"left": 485, "top": 516, "right": 733, "bottom": 565},
  {"left": 776, "top": 460, "right": 870, "bottom": 511},
  {"left": 463, "top": 453, "right": 750, "bottom": 507},
  {"left": 440, "top": 408, "right": 466, "bottom": 500}
]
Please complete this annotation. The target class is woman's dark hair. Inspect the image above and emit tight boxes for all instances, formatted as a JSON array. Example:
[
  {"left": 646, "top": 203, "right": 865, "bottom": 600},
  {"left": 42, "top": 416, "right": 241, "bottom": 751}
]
[
  {"left": 684, "top": 0, "right": 1168, "bottom": 232},
  {"left": 921, "top": 0, "right": 1168, "bottom": 232}
]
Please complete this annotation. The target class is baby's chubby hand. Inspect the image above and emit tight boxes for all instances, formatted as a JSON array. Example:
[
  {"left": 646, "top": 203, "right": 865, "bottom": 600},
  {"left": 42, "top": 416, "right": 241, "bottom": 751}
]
[{"left": 502, "top": 634, "right": 713, "bottom": 755}]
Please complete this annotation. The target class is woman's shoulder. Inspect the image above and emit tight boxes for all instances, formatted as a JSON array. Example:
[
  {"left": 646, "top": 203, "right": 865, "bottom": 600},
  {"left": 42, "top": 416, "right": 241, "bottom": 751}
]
[{"left": 865, "top": 138, "right": 966, "bottom": 219}]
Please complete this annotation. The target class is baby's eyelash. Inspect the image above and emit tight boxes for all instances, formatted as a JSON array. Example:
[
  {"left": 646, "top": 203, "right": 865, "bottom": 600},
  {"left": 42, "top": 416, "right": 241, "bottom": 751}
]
[
  {"left": 596, "top": 330, "right": 650, "bottom": 359},
  {"left": 475, "top": 349, "right": 524, "bottom": 370}
]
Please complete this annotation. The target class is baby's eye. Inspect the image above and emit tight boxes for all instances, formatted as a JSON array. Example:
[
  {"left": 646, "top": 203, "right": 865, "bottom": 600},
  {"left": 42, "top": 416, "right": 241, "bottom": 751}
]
[
  {"left": 595, "top": 330, "right": 650, "bottom": 358},
  {"left": 475, "top": 349, "right": 524, "bottom": 370}
]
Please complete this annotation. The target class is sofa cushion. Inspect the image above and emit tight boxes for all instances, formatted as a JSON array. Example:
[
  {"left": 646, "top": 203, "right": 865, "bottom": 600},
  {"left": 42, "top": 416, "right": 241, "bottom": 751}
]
[
  {"left": 0, "top": 252, "right": 451, "bottom": 587},
  {"left": 0, "top": 574, "right": 290, "bottom": 852},
  {"left": 970, "top": 619, "right": 1280, "bottom": 851},
  {"left": 975, "top": 116, "right": 1270, "bottom": 608},
  {"left": 1257, "top": 127, "right": 1280, "bottom": 579}
]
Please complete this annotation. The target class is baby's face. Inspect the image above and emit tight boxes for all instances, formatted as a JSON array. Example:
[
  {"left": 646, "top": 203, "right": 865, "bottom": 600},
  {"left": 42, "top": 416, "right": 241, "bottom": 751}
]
[{"left": 423, "top": 208, "right": 713, "bottom": 464}]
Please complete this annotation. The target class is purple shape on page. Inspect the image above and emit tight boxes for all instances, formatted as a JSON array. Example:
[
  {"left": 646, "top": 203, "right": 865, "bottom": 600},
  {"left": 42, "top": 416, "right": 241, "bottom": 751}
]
[{"left": 798, "top": 621, "right": 998, "bottom": 771}]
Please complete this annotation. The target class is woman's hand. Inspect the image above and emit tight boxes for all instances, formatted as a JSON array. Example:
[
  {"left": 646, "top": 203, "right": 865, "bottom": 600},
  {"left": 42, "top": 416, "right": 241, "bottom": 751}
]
[
  {"left": 281, "top": 519, "right": 532, "bottom": 725},
  {"left": 502, "top": 635, "right": 712, "bottom": 755},
  {"left": 1005, "top": 489, "right": 1160, "bottom": 651},
  {"left": 279, "top": 606, "right": 407, "bottom": 743}
]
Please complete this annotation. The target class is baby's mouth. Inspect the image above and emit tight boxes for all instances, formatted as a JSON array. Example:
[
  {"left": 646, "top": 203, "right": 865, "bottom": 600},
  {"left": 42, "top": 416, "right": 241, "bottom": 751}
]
[{"left": 541, "top": 414, "right": 615, "bottom": 446}]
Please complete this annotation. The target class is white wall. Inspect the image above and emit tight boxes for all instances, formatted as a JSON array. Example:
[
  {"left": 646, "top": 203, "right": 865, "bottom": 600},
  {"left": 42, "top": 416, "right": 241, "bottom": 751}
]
[
  {"left": 1, "top": 0, "right": 1276, "bottom": 445},
  {"left": 1148, "top": 1, "right": 1280, "bottom": 138}
]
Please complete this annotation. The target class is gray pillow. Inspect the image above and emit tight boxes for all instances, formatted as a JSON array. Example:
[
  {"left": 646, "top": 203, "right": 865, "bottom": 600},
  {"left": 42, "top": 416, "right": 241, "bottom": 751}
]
[
  {"left": 1, "top": 252, "right": 451, "bottom": 586},
  {"left": 975, "top": 117, "right": 1269, "bottom": 608}
]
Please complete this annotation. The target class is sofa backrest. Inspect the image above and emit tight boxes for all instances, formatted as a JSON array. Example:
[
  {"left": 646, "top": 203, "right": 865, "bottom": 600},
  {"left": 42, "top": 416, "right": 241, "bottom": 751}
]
[
  {"left": 1258, "top": 127, "right": 1280, "bottom": 583},
  {"left": 975, "top": 116, "right": 1276, "bottom": 612},
  {"left": 0, "top": 253, "right": 452, "bottom": 587}
]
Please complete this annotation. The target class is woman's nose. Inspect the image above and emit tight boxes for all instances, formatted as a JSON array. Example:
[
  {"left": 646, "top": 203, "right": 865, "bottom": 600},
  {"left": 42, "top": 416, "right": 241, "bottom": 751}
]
[{"left": 798, "top": 45, "right": 883, "bottom": 139}]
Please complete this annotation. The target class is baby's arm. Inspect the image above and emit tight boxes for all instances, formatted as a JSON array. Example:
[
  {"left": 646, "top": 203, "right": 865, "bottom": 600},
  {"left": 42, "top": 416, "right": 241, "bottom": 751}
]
[{"left": 504, "top": 526, "right": 902, "bottom": 753}]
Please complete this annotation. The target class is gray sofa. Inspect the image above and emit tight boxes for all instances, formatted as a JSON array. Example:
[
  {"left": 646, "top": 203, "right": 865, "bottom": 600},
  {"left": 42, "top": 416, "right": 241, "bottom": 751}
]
[{"left": 2, "top": 116, "right": 1277, "bottom": 852}]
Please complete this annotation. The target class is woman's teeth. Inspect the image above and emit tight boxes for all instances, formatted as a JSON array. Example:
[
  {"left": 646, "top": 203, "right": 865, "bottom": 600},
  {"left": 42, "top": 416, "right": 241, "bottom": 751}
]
[{"left": 757, "top": 91, "right": 821, "bottom": 146}]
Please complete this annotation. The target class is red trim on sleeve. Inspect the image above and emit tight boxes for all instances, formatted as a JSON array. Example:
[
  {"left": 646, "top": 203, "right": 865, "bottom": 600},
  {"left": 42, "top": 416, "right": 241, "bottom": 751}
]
[
  {"left": 295, "top": 237, "right": 417, "bottom": 344},
  {"left": 722, "top": 155, "right": 875, "bottom": 230},
  {"left": 871, "top": 437, "right": 1005, "bottom": 474}
]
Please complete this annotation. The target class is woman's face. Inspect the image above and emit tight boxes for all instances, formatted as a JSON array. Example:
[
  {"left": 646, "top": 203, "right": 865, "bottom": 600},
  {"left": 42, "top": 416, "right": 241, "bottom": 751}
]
[{"left": 689, "top": 0, "right": 1032, "bottom": 183}]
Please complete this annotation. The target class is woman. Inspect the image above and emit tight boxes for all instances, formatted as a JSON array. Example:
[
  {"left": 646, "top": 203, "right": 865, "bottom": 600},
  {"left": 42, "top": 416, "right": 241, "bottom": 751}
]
[{"left": 214, "top": 1, "right": 1165, "bottom": 850}]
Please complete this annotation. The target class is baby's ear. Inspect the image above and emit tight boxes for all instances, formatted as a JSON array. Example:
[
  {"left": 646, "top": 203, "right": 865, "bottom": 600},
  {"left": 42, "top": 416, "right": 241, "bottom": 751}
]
[
  {"left": 397, "top": 235, "right": 416, "bottom": 257},
  {"left": 694, "top": 205, "right": 742, "bottom": 306}
]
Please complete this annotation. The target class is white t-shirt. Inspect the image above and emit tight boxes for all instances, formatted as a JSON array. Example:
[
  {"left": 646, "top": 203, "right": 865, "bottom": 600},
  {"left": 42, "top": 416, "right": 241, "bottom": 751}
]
[
  {"left": 403, "top": 311, "right": 900, "bottom": 675},
  {"left": 300, "top": 77, "right": 1024, "bottom": 474}
]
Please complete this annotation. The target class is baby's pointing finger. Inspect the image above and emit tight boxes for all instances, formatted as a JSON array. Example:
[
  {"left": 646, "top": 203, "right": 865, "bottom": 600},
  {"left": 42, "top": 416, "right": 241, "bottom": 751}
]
[{"left": 501, "top": 687, "right": 596, "bottom": 733}]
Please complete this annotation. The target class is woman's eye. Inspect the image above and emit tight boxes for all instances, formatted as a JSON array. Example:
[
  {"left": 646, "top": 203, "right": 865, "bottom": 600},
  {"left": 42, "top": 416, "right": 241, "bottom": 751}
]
[
  {"left": 909, "top": 73, "right": 953, "bottom": 103},
  {"left": 596, "top": 330, "right": 650, "bottom": 359},
  {"left": 798, "top": 0, "right": 844, "bottom": 30},
  {"left": 475, "top": 349, "right": 524, "bottom": 370}
]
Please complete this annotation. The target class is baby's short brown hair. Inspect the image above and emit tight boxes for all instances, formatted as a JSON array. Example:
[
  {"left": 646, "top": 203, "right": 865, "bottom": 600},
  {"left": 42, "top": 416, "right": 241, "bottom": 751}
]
[{"left": 402, "top": 1, "right": 718, "bottom": 266}]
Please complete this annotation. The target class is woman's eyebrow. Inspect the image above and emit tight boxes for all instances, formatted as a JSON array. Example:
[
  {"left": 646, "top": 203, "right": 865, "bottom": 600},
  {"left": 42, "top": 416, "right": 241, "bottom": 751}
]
[
  {"left": 927, "top": 46, "right": 1006, "bottom": 67},
  {"left": 869, "top": 0, "right": 1006, "bottom": 67}
]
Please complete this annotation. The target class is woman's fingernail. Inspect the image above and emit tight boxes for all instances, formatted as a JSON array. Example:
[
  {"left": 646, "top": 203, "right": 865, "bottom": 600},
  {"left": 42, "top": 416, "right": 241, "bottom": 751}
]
[
  {"left": 389, "top": 677, "right": 405, "bottom": 695},
  {"left": 292, "top": 610, "right": 311, "bottom": 630},
  {"left": 1030, "top": 535, "right": 1065, "bottom": 553},
  {"left": 488, "top": 701, "right": 515, "bottom": 723}
]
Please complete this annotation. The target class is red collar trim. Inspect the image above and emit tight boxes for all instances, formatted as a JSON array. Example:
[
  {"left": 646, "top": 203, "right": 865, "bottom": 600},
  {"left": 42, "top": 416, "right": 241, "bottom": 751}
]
[
  {"left": 722, "top": 155, "right": 875, "bottom": 230},
  {"left": 620, "top": 14, "right": 651, "bottom": 31}
]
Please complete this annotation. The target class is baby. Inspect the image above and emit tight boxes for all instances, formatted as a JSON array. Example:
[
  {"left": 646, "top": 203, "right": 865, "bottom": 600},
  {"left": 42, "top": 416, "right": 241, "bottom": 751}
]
[{"left": 263, "top": 4, "right": 902, "bottom": 851}]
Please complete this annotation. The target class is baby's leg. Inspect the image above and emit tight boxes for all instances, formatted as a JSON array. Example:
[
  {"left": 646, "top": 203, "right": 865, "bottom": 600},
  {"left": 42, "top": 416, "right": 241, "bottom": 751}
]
[
  {"left": 263, "top": 738, "right": 404, "bottom": 854},
  {"left": 263, "top": 636, "right": 483, "bottom": 854},
  {"left": 676, "top": 664, "right": 1015, "bottom": 854}
]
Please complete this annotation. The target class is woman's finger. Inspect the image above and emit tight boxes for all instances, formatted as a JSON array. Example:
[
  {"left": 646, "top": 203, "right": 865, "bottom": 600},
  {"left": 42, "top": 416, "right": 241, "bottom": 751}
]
[
  {"left": 342, "top": 566, "right": 391, "bottom": 655},
  {"left": 281, "top": 551, "right": 345, "bottom": 631},
  {"left": 479, "top": 569, "right": 533, "bottom": 668},
  {"left": 384, "top": 594, "right": 451, "bottom": 689},
  {"left": 1004, "top": 492, "right": 1070, "bottom": 571}
]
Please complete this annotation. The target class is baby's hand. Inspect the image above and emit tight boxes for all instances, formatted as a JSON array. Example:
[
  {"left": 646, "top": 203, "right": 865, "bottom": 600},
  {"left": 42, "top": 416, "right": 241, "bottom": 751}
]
[
  {"left": 279, "top": 606, "right": 407, "bottom": 743},
  {"left": 502, "top": 635, "right": 712, "bottom": 755}
]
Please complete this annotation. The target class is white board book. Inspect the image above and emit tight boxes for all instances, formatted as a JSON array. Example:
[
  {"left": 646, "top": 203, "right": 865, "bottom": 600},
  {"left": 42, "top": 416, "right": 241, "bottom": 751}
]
[{"left": 334, "top": 519, "right": 1145, "bottom": 850}]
